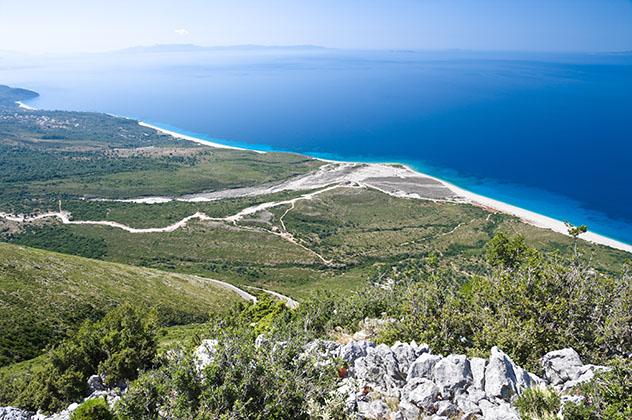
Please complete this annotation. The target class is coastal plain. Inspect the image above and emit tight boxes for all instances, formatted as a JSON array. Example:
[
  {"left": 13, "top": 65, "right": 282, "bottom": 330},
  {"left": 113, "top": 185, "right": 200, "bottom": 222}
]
[{"left": 0, "top": 85, "right": 630, "bottom": 371}]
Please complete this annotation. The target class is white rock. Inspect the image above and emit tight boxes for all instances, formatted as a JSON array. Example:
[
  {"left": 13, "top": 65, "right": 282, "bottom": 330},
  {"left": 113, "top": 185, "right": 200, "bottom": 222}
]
[
  {"left": 194, "top": 339, "right": 218, "bottom": 373},
  {"left": 434, "top": 400, "right": 459, "bottom": 417},
  {"left": 391, "top": 342, "right": 418, "bottom": 374},
  {"left": 561, "top": 364, "right": 610, "bottom": 391},
  {"left": 338, "top": 340, "right": 374, "bottom": 363},
  {"left": 407, "top": 379, "right": 440, "bottom": 410},
  {"left": 357, "top": 399, "right": 390, "bottom": 419},
  {"left": 484, "top": 347, "right": 518, "bottom": 401},
  {"left": 540, "top": 348, "right": 583, "bottom": 386},
  {"left": 432, "top": 354, "right": 472, "bottom": 397},
  {"left": 454, "top": 393, "right": 482, "bottom": 417},
  {"left": 478, "top": 400, "right": 520, "bottom": 420},
  {"left": 0, "top": 407, "right": 33, "bottom": 420},
  {"left": 469, "top": 357, "right": 486, "bottom": 390},
  {"left": 407, "top": 353, "right": 442, "bottom": 382},
  {"left": 354, "top": 344, "right": 406, "bottom": 396},
  {"left": 87, "top": 374, "right": 106, "bottom": 392},
  {"left": 398, "top": 401, "right": 421, "bottom": 420}
]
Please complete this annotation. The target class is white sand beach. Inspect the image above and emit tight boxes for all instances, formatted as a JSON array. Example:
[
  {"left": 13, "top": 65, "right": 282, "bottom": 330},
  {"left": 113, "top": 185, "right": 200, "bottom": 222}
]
[
  {"left": 139, "top": 122, "right": 263, "bottom": 153},
  {"left": 15, "top": 101, "right": 37, "bottom": 110},
  {"left": 139, "top": 122, "right": 632, "bottom": 254}
]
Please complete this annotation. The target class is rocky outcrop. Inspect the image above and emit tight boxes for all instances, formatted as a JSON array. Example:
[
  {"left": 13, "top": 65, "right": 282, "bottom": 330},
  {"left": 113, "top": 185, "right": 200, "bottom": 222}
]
[
  {"left": 0, "top": 407, "right": 33, "bottom": 420},
  {"left": 301, "top": 339, "right": 608, "bottom": 419},
  {"left": 194, "top": 338, "right": 219, "bottom": 373},
  {"left": 540, "top": 348, "right": 610, "bottom": 391}
]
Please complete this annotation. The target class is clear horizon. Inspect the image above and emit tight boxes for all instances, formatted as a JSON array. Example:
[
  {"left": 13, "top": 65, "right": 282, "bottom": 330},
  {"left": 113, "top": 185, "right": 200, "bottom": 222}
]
[{"left": 1, "top": 0, "right": 632, "bottom": 54}]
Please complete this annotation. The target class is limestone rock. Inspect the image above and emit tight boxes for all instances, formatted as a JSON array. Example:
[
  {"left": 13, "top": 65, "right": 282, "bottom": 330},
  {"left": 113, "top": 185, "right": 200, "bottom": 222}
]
[
  {"left": 406, "top": 379, "right": 440, "bottom": 411},
  {"left": 338, "top": 340, "right": 374, "bottom": 364},
  {"left": 407, "top": 353, "right": 442, "bottom": 382},
  {"left": 87, "top": 374, "right": 106, "bottom": 393},
  {"left": 354, "top": 344, "right": 406, "bottom": 396},
  {"left": 357, "top": 399, "right": 390, "bottom": 419},
  {"left": 469, "top": 357, "right": 486, "bottom": 390},
  {"left": 432, "top": 354, "right": 472, "bottom": 397},
  {"left": 540, "top": 348, "right": 583, "bottom": 386},
  {"left": 434, "top": 400, "right": 459, "bottom": 417},
  {"left": 397, "top": 401, "right": 421, "bottom": 420},
  {"left": 484, "top": 347, "right": 518, "bottom": 401},
  {"left": 195, "top": 339, "right": 218, "bottom": 373},
  {"left": 478, "top": 399, "right": 520, "bottom": 420},
  {"left": 0, "top": 407, "right": 33, "bottom": 420}
]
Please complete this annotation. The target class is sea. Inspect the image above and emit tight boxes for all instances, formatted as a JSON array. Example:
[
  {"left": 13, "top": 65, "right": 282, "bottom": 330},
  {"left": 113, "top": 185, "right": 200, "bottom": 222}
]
[{"left": 2, "top": 47, "right": 631, "bottom": 245}]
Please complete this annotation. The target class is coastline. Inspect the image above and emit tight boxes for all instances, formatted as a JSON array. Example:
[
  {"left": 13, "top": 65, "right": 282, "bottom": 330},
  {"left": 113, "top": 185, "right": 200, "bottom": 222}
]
[
  {"left": 15, "top": 101, "right": 37, "bottom": 110},
  {"left": 142, "top": 120, "right": 632, "bottom": 254}
]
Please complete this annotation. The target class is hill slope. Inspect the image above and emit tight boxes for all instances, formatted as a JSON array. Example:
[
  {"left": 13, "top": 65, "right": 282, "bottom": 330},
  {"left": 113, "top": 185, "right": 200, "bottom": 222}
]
[{"left": 0, "top": 242, "right": 244, "bottom": 366}]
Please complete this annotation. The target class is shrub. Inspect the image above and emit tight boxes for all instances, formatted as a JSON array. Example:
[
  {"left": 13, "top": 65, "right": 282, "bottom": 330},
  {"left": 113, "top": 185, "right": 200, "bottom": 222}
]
[
  {"left": 564, "top": 358, "right": 632, "bottom": 420},
  {"left": 514, "top": 387, "right": 560, "bottom": 419},
  {"left": 14, "top": 304, "right": 158, "bottom": 413},
  {"left": 378, "top": 233, "right": 631, "bottom": 371},
  {"left": 70, "top": 397, "right": 113, "bottom": 420}
]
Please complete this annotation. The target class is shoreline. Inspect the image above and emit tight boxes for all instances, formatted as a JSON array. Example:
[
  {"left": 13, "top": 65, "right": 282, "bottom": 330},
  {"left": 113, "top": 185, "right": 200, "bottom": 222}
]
[{"left": 142, "top": 120, "right": 632, "bottom": 254}]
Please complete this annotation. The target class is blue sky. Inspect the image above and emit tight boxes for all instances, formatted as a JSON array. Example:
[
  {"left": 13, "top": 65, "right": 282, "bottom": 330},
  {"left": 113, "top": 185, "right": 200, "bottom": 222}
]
[{"left": 1, "top": 0, "right": 631, "bottom": 53}]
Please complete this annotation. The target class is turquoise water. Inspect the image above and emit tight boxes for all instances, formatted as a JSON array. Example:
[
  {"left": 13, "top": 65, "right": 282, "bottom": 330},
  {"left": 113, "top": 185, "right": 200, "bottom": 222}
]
[{"left": 3, "top": 49, "right": 631, "bottom": 245}]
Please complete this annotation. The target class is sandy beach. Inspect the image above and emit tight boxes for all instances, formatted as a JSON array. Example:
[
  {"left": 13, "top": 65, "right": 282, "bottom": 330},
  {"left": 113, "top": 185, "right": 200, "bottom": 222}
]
[
  {"left": 141, "top": 121, "right": 632, "bottom": 254},
  {"left": 15, "top": 101, "right": 37, "bottom": 110},
  {"left": 139, "top": 122, "right": 262, "bottom": 153}
]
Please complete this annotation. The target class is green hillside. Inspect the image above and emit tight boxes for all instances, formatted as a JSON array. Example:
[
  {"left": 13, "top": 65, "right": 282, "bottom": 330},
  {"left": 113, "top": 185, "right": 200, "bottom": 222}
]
[{"left": 0, "top": 242, "right": 243, "bottom": 366}]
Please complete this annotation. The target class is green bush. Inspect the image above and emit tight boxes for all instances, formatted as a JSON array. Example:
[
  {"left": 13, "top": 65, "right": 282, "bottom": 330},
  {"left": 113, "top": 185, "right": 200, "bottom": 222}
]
[
  {"left": 14, "top": 304, "right": 158, "bottom": 413},
  {"left": 380, "top": 234, "right": 631, "bottom": 371},
  {"left": 514, "top": 387, "right": 560, "bottom": 419},
  {"left": 70, "top": 397, "right": 113, "bottom": 420},
  {"left": 564, "top": 358, "right": 632, "bottom": 420}
]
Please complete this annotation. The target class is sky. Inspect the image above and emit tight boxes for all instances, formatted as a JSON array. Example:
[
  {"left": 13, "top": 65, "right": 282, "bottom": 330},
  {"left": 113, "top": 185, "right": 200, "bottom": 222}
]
[{"left": 1, "top": 0, "right": 632, "bottom": 54}]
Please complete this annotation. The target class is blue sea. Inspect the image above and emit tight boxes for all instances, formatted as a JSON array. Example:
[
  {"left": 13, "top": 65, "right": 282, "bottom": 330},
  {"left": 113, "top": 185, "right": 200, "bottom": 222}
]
[{"left": 2, "top": 48, "right": 631, "bottom": 245}]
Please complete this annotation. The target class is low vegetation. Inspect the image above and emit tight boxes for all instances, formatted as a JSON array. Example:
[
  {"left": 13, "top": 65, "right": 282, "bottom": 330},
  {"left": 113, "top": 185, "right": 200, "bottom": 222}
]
[
  {"left": 1, "top": 234, "right": 629, "bottom": 418},
  {"left": 0, "top": 242, "right": 242, "bottom": 367}
]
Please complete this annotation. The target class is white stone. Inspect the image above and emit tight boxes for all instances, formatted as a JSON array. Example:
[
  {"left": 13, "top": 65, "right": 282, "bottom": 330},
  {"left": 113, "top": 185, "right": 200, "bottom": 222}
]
[
  {"left": 407, "top": 353, "right": 442, "bottom": 382},
  {"left": 432, "top": 354, "right": 472, "bottom": 397}
]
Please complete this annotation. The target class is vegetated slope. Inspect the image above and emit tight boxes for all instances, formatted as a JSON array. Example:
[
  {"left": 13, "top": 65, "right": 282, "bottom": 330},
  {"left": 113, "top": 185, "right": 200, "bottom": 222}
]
[
  {"left": 0, "top": 85, "right": 38, "bottom": 107},
  {"left": 0, "top": 242, "right": 243, "bottom": 367}
]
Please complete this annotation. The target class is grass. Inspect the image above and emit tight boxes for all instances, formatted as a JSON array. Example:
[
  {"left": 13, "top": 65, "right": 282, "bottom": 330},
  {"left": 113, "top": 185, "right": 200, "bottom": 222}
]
[
  {"left": 7, "top": 187, "right": 627, "bottom": 306},
  {"left": 0, "top": 242, "right": 244, "bottom": 367}
]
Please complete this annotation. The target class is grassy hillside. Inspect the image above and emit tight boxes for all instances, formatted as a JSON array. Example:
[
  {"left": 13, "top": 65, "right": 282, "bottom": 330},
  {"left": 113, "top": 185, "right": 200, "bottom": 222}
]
[{"left": 0, "top": 242, "right": 243, "bottom": 367}]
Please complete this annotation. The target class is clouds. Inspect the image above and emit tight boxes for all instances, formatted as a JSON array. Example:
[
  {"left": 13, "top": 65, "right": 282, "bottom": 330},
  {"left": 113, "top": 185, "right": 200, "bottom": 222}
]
[{"left": 174, "top": 28, "right": 190, "bottom": 37}]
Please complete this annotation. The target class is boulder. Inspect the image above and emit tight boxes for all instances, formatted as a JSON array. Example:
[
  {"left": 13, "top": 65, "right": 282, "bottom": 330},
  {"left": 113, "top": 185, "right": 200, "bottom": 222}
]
[
  {"left": 465, "top": 386, "right": 486, "bottom": 403},
  {"left": 478, "top": 400, "right": 520, "bottom": 420},
  {"left": 432, "top": 354, "right": 472, "bottom": 397},
  {"left": 357, "top": 399, "right": 390, "bottom": 419},
  {"left": 454, "top": 393, "right": 482, "bottom": 417},
  {"left": 469, "top": 357, "right": 486, "bottom": 390},
  {"left": 397, "top": 401, "right": 421, "bottom": 420},
  {"left": 540, "top": 348, "right": 583, "bottom": 386},
  {"left": 434, "top": 400, "right": 459, "bottom": 417},
  {"left": 484, "top": 347, "right": 518, "bottom": 401},
  {"left": 354, "top": 344, "right": 405, "bottom": 396},
  {"left": 338, "top": 340, "right": 374, "bottom": 364},
  {"left": 194, "top": 339, "right": 218, "bottom": 372},
  {"left": 407, "top": 353, "right": 442, "bottom": 382},
  {"left": 561, "top": 364, "right": 610, "bottom": 391},
  {"left": 391, "top": 342, "right": 419, "bottom": 374},
  {"left": 406, "top": 379, "right": 440, "bottom": 411},
  {"left": 0, "top": 407, "right": 33, "bottom": 420},
  {"left": 87, "top": 374, "right": 106, "bottom": 393}
]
